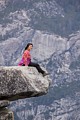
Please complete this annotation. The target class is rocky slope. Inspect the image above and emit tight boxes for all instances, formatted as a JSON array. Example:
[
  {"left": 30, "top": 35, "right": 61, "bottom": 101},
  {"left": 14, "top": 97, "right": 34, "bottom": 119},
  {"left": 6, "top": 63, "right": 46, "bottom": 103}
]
[{"left": 0, "top": 0, "right": 80, "bottom": 120}]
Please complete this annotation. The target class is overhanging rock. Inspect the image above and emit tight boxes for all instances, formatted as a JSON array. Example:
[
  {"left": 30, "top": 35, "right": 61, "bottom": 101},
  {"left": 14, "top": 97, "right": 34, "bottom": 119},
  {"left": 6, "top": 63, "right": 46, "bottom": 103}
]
[{"left": 0, "top": 66, "right": 51, "bottom": 101}]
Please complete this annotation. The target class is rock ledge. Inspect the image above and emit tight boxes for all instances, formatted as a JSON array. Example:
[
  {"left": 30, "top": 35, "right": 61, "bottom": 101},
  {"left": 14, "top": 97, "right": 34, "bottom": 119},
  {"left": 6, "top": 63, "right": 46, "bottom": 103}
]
[{"left": 0, "top": 66, "right": 50, "bottom": 101}]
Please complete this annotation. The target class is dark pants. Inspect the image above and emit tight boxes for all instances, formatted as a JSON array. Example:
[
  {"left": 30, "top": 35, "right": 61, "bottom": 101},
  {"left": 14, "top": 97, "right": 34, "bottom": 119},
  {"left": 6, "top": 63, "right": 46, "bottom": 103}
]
[{"left": 28, "top": 62, "right": 44, "bottom": 74}]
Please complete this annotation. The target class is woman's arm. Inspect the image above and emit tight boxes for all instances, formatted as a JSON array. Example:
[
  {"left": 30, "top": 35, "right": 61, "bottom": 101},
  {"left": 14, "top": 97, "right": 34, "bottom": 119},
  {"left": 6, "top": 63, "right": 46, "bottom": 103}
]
[{"left": 23, "top": 51, "right": 31, "bottom": 65}]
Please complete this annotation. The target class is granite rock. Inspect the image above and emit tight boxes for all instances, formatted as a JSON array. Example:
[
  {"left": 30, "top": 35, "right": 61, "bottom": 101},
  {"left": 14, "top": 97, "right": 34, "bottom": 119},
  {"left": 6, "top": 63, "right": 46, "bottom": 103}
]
[
  {"left": 0, "top": 66, "right": 50, "bottom": 101},
  {"left": 0, "top": 108, "right": 14, "bottom": 120},
  {"left": 0, "top": 100, "right": 10, "bottom": 108}
]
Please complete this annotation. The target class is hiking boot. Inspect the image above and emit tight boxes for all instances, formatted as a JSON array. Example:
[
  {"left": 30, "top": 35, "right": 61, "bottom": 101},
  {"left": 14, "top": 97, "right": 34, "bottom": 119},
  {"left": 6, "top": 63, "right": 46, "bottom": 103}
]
[{"left": 43, "top": 72, "right": 49, "bottom": 77}]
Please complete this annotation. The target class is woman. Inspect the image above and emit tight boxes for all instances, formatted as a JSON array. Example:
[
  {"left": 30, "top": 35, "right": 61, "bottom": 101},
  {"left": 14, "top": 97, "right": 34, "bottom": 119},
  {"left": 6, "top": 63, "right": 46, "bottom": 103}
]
[{"left": 18, "top": 43, "right": 49, "bottom": 76}]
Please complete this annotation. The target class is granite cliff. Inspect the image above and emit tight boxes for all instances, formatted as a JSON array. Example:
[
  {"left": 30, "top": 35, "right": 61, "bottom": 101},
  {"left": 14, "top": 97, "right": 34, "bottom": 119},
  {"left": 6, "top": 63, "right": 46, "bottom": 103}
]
[
  {"left": 0, "top": 0, "right": 80, "bottom": 120},
  {"left": 0, "top": 66, "right": 50, "bottom": 119}
]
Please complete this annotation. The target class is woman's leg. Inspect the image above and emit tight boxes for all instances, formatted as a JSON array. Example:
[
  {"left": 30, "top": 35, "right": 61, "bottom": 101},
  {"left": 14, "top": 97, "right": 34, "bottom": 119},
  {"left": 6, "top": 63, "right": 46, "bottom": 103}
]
[{"left": 28, "top": 62, "right": 45, "bottom": 74}]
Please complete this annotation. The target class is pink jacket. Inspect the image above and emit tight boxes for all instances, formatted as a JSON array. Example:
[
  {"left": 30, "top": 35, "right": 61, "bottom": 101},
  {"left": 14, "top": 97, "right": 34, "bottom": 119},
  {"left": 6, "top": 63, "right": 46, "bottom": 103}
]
[{"left": 18, "top": 50, "right": 31, "bottom": 66}]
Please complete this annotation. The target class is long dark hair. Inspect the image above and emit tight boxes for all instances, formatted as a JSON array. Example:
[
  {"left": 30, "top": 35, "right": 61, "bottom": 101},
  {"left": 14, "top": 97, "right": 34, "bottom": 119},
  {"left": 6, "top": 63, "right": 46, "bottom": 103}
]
[{"left": 25, "top": 43, "right": 33, "bottom": 50}]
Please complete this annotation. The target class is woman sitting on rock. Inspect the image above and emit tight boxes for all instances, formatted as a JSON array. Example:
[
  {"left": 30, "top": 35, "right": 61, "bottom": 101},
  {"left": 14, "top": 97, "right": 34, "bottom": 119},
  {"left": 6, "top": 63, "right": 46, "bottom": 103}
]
[{"left": 18, "top": 43, "right": 49, "bottom": 77}]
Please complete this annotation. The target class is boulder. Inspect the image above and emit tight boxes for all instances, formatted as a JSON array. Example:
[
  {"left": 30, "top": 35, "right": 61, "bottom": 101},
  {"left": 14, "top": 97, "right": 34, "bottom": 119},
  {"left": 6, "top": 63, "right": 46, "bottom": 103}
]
[
  {"left": 0, "top": 100, "right": 14, "bottom": 120},
  {"left": 0, "top": 66, "right": 50, "bottom": 101},
  {"left": 0, "top": 108, "right": 14, "bottom": 120}
]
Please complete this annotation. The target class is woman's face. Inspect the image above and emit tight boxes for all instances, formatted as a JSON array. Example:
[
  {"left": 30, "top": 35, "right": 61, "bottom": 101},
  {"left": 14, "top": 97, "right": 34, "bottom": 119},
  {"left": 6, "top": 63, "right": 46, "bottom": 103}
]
[{"left": 28, "top": 45, "right": 33, "bottom": 51}]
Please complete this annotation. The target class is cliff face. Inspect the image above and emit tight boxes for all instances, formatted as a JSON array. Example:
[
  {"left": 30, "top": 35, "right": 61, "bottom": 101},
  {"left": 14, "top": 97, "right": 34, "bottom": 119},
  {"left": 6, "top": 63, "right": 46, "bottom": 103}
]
[
  {"left": 0, "top": 0, "right": 80, "bottom": 120},
  {"left": 0, "top": 0, "right": 80, "bottom": 66},
  {"left": 0, "top": 100, "right": 14, "bottom": 120},
  {"left": 0, "top": 66, "right": 50, "bottom": 120}
]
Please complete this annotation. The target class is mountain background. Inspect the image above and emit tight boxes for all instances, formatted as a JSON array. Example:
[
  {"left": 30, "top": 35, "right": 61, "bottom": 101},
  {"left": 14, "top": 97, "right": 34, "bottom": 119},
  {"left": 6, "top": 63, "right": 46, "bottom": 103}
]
[{"left": 0, "top": 0, "right": 80, "bottom": 120}]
